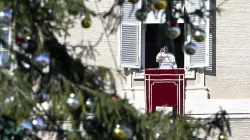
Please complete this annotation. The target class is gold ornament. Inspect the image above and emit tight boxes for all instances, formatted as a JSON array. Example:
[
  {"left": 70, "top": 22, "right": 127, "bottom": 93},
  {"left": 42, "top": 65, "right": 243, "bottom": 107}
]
[
  {"left": 113, "top": 124, "right": 125, "bottom": 139},
  {"left": 81, "top": 18, "right": 92, "bottom": 28},
  {"left": 154, "top": 0, "right": 167, "bottom": 10},
  {"left": 135, "top": 9, "right": 148, "bottom": 21},
  {"left": 193, "top": 30, "right": 206, "bottom": 42},
  {"left": 128, "top": 0, "right": 139, "bottom": 4},
  {"left": 218, "top": 134, "right": 228, "bottom": 140}
]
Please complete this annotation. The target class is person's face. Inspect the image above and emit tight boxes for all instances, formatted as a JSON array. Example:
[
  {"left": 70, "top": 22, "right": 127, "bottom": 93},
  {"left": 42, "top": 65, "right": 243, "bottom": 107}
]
[{"left": 164, "top": 46, "right": 168, "bottom": 53}]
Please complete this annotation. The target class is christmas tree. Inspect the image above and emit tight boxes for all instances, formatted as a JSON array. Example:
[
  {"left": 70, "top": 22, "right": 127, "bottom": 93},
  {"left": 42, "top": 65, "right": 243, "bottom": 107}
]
[{"left": 0, "top": 0, "right": 231, "bottom": 140}]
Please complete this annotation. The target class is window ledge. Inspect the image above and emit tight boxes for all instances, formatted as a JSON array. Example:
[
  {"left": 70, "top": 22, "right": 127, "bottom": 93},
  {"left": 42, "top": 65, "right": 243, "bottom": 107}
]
[
  {"left": 133, "top": 75, "right": 144, "bottom": 80},
  {"left": 185, "top": 86, "right": 208, "bottom": 90},
  {"left": 122, "top": 86, "right": 145, "bottom": 91}
]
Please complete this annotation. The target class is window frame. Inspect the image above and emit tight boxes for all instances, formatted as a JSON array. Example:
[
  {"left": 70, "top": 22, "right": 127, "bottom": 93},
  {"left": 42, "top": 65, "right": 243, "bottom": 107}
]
[{"left": 118, "top": 0, "right": 210, "bottom": 70}]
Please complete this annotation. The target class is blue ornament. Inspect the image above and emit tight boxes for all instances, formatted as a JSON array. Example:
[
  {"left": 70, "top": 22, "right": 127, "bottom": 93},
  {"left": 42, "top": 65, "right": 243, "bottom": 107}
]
[
  {"left": 0, "top": 9, "right": 12, "bottom": 23},
  {"left": 42, "top": 92, "right": 48, "bottom": 100},
  {"left": 32, "top": 117, "right": 44, "bottom": 129},
  {"left": 35, "top": 54, "right": 50, "bottom": 63},
  {"left": 33, "top": 92, "right": 48, "bottom": 103},
  {"left": 20, "top": 121, "right": 33, "bottom": 130}
]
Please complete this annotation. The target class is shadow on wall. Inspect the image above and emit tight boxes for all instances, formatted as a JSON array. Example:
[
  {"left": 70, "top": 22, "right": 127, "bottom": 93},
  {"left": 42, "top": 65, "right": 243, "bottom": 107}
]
[{"left": 205, "top": 0, "right": 216, "bottom": 76}]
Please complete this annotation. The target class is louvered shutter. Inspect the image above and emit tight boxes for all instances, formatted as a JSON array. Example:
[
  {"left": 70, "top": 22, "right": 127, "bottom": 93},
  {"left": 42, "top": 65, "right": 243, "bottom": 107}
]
[
  {"left": 205, "top": 0, "right": 215, "bottom": 74},
  {"left": 119, "top": 0, "right": 141, "bottom": 68},
  {"left": 188, "top": 0, "right": 210, "bottom": 68}
]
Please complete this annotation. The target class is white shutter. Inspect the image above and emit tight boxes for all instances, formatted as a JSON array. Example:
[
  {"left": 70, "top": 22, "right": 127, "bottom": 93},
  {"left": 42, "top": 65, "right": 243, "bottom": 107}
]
[
  {"left": 119, "top": 1, "right": 141, "bottom": 68},
  {"left": 188, "top": 0, "right": 209, "bottom": 68}
]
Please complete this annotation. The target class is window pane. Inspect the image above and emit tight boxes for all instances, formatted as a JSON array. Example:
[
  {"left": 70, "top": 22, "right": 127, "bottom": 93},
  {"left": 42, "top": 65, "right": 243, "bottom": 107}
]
[{"left": 1, "top": 51, "right": 8, "bottom": 67}]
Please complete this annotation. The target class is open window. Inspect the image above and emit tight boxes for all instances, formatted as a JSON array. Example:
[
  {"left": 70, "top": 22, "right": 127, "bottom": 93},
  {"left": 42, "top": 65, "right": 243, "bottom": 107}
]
[
  {"left": 118, "top": 0, "right": 210, "bottom": 70},
  {"left": 143, "top": 23, "right": 185, "bottom": 69}
]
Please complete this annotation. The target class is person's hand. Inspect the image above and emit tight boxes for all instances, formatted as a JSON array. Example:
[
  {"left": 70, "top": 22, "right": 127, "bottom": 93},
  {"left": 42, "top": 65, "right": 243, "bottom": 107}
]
[{"left": 160, "top": 48, "right": 165, "bottom": 53}]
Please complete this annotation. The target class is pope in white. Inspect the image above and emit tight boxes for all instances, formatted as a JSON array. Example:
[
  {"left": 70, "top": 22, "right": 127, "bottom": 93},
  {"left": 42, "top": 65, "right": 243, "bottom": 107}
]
[{"left": 156, "top": 46, "right": 177, "bottom": 69}]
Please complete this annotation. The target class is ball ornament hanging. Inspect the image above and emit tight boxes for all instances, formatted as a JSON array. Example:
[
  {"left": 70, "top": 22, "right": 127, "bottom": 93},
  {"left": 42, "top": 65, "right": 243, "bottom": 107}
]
[
  {"left": 184, "top": 42, "right": 197, "bottom": 55},
  {"left": 112, "top": 124, "right": 133, "bottom": 139},
  {"left": 166, "top": 26, "right": 181, "bottom": 39},
  {"left": 154, "top": 0, "right": 167, "bottom": 10},
  {"left": 66, "top": 93, "right": 80, "bottom": 110},
  {"left": 135, "top": 9, "right": 148, "bottom": 21},
  {"left": 193, "top": 29, "right": 206, "bottom": 42},
  {"left": 113, "top": 124, "right": 125, "bottom": 139},
  {"left": 81, "top": 17, "right": 92, "bottom": 28},
  {"left": 32, "top": 117, "right": 44, "bottom": 129},
  {"left": 85, "top": 98, "right": 94, "bottom": 111}
]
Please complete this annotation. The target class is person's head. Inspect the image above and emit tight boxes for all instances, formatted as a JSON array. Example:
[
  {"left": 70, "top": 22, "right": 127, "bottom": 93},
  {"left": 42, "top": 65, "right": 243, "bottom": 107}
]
[{"left": 163, "top": 46, "right": 169, "bottom": 53}]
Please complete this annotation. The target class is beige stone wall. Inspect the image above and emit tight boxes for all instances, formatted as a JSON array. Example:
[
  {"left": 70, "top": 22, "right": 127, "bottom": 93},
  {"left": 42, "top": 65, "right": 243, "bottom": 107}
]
[
  {"left": 205, "top": 0, "right": 250, "bottom": 98},
  {"left": 63, "top": 0, "right": 128, "bottom": 96}
]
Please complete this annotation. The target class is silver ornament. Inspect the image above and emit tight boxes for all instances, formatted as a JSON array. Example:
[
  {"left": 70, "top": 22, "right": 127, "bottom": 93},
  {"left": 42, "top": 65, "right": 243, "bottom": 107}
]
[
  {"left": 154, "top": 124, "right": 168, "bottom": 140},
  {"left": 166, "top": 26, "right": 181, "bottom": 39},
  {"left": 48, "top": 9, "right": 53, "bottom": 13},
  {"left": 155, "top": 132, "right": 161, "bottom": 139},
  {"left": 193, "top": 30, "right": 206, "bottom": 42},
  {"left": 66, "top": 93, "right": 80, "bottom": 110},
  {"left": 32, "top": 117, "right": 44, "bottom": 129},
  {"left": 4, "top": 96, "right": 15, "bottom": 104},
  {"left": 0, "top": 9, "right": 12, "bottom": 23},
  {"left": 184, "top": 42, "right": 197, "bottom": 55},
  {"left": 124, "top": 125, "right": 133, "bottom": 139},
  {"left": 21, "top": 41, "right": 29, "bottom": 49},
  {"left": 85, "top": 98, "right": 94, "bottom": 111},
  {"left": 86, "top": 98, "right": 93, "bottom": 107},
  {"left": 20, "top": 121, "right": 33, "bottom": 130}
]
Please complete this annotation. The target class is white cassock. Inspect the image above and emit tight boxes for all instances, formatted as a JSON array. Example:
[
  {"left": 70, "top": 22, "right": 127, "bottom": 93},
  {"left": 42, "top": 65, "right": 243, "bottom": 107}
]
[{"left": 156, "top": 52, "right": 177, "bottom": 69}]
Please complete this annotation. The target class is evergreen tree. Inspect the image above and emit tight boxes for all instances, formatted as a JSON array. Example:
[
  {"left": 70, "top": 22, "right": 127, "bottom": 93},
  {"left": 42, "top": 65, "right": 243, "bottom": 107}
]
[{"left": 0, "top": 0, "right": 231, "bottom": 140}]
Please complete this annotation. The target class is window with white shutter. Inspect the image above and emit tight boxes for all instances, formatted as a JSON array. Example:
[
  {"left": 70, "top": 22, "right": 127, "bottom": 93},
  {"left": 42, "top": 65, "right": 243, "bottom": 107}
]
[
  {"left": 119, "top": 0, "right": 142, "bottom": 68},
  {"left": 185, "top": 0, "right": 210, "bottom": 68}
]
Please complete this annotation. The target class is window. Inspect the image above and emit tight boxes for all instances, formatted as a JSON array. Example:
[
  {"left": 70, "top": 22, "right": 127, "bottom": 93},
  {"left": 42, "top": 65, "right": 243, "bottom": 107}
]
[
  {"left": 118, "top": 0, "right": 210, "bottom": 69},
  {"left": 186, "top": 0, "right": 210, "bottom": 68},
  {"left": 0, "top": 23, "right": 9, "bottom": 67}
]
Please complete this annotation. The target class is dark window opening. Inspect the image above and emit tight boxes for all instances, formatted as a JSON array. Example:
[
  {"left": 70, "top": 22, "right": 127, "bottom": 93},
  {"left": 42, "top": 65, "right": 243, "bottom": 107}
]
[{"left": 144, "top": 24, "right": 184, "bottom": 69}]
